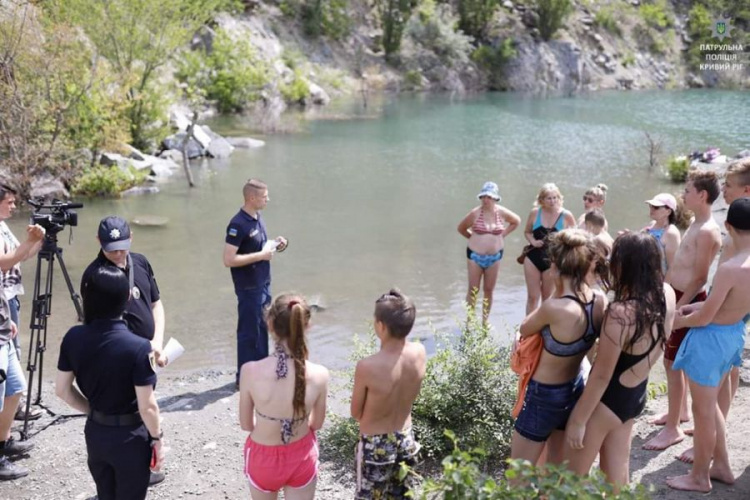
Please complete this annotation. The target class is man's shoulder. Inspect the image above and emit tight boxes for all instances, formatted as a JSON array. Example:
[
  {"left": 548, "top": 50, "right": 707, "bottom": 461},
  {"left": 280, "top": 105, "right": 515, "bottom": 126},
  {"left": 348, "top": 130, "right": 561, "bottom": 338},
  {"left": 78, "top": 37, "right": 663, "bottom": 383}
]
[{"left": 129, "top": 252, "right": 150, "bottom": 266}]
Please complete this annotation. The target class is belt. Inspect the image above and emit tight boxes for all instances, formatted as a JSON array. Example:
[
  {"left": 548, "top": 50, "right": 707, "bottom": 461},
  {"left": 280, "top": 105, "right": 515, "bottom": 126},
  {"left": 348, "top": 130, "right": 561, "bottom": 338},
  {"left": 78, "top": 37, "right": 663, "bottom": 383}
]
[{"left": 89, "top": 410, "right": 143, "bottom": 427}]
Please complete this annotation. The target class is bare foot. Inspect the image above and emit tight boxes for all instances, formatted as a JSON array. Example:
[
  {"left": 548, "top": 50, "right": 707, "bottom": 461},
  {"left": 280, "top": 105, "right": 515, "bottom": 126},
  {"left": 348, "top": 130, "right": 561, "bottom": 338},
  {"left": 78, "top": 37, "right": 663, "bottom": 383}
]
[
  {"left": 677, "top": 447, "right": 694, "bottom": 464},
  {"left": 643, "top": 427, "right": 685, "bottom": 451},
  {"left": 666, "top": 473, "right": 711, "bottom": 492},
  {"left": 684, "top": 428, "right": 694, "bottom": 436},
  {"left": 710, "top": 463, "right": 735, "bottom": 485},
  {"left": 649, "top": 413, "right": 690, "bottom": 426}
]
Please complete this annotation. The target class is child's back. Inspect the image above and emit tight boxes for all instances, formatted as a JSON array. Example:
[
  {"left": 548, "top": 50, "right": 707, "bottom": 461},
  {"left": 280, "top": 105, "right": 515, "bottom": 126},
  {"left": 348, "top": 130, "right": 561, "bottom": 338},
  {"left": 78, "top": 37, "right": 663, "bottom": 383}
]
[{"left": 356, "top": 341, "right": 426, "bottom": 435}]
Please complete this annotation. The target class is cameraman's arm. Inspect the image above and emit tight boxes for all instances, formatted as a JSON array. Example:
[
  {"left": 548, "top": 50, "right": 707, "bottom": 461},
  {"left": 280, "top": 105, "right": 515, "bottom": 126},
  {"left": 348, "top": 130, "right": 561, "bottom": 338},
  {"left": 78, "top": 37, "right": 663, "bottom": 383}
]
[{"left": 0, "top": 225, "right": 44, "bottom": 271}]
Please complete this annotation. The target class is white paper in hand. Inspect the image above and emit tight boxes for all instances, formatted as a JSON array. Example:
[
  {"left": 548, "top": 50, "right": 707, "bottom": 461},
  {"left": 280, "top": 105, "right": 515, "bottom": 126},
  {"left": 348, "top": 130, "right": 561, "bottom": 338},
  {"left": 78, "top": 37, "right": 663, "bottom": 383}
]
[
  {"left": 263, "top": 240, "right": 279, "bottom": 252},
  {"left": 157, "top": 338, "right": 185, "bottom": 372}
]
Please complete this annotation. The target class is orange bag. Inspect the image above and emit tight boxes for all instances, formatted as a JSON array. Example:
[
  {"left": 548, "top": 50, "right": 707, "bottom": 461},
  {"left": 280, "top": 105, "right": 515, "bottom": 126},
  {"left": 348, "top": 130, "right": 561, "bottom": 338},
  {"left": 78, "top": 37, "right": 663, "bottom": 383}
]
[{"left": 510, "top": 334, "right": 543, "bottom": 419}]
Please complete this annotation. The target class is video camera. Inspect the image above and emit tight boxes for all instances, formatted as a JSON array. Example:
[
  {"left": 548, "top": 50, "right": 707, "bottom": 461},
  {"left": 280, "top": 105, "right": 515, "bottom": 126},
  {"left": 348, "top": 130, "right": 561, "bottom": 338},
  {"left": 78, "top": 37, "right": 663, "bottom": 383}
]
[{"left": 27, "top": 198, "right": 83, "bottom": 235}]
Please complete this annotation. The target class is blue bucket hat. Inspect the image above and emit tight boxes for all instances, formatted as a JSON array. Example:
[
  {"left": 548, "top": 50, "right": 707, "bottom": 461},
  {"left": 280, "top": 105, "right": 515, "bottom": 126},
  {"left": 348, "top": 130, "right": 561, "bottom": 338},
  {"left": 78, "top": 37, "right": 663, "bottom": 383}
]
[{"left": 477, "top": 181, "right": 501, "bottom": 201}]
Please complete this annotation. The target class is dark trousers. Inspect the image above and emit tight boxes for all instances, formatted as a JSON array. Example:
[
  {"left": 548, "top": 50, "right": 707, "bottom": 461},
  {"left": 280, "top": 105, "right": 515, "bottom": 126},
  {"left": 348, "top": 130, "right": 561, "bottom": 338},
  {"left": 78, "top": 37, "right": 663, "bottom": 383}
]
[
  {"left": 85, "top": 420, "right": 151, "bottom": 500},
  {"left": 236, "top": 285, "right": 271, "bottom": 382}
]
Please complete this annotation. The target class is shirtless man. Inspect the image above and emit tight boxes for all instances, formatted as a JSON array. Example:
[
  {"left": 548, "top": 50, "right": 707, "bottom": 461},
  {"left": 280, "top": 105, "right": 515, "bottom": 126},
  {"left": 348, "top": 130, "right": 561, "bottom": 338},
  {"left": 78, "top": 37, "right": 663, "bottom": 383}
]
[
  {"left": 644, "top": 170, "right": 722, "bottom": 451},
  {"left": 676, "top": 159, "right": 750, "bottom": 464},
  {"left": 351, "top": 289, "right": 426, "bottom": 499},
  {"left": 666, "top": 197, "right": 750, "bottom": 493}
]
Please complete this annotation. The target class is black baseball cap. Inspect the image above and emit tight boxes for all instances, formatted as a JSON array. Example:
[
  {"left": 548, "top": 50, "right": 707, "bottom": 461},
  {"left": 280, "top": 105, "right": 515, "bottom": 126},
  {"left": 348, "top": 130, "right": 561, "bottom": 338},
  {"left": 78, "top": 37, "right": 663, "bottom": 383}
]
[
  {"left": 727, "top": 197, "right": 750, "bottom": 231},
  {"left": 98, "top": 216, "right": 131, "bottom": 252}
]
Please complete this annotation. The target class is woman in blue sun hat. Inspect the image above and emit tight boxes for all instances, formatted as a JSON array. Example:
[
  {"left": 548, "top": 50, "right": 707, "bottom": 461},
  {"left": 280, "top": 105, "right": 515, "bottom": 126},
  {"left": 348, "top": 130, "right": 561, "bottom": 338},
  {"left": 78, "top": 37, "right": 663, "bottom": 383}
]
[{"left": 458, "top": 181, "right": 521, "bottom": 325}]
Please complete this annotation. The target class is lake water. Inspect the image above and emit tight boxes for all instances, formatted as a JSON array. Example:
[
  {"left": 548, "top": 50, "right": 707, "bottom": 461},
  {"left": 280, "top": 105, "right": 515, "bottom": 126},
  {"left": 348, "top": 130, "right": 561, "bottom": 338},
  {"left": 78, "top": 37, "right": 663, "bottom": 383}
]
[{"left": 10, "top": 90, "right": 748, "bottom": 377}]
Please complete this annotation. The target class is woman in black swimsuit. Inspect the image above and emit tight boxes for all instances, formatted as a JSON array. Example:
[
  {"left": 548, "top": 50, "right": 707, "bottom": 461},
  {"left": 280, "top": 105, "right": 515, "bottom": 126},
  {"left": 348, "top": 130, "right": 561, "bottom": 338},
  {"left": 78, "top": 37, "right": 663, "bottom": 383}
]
[
  {"left": 565, "top": 232, "right": 676, "bottom": 488},
  {"left": 522, "top": 183, "right": 576, "bottom": 314}
]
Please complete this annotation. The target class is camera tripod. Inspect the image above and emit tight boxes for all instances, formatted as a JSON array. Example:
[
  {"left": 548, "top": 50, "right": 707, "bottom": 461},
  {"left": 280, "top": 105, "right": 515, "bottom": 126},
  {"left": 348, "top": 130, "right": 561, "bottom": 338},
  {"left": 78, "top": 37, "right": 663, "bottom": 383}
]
[{"left": 21, "top": 231, "right": 83, "bottom": 440}]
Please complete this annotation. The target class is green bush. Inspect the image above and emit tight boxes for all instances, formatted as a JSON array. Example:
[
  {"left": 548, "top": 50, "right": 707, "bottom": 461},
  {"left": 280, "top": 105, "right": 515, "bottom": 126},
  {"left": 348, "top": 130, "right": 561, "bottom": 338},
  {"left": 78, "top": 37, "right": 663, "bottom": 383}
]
[
  {"left": 280, "top": 70, "right": 311, "bottom": 103},
  {"left": 404, "top": 69, "right": 424, "bottom": 89},
  {"left": 417, "top": 433, "right": 653, "bottom": 499},
  {"left": 177, "top": 28, "right": 271, "bottom": 113},
  {"left": 536, "top": 0, "right": 573, "bottom": 41},
  {"left": 412, "top": 316, "right": 516, "bottom": 461},
  {"left": 594, "top": 6, "right": 622, "bottom": 36},
  {"left": 666, "top": 156, "right": 690, "bottom": 183},
  {"left": 471, "top": 38, "right": 517, "bottom": 90},
  {"left": 378, "top": 0, "right": 419, "bottom": 61},
  {"left": 283, "top": 0, "right": 351, "bottom": 40},
  {"left": 622, "top": 52, "right": 636, "bottom": 67},
  {"left": 72, "top": 165, "right": 149, "bottom": 197},
  {"left": 320, "top": 316, "right": 516, "bottom": 466},
  {"left": 639, "top": 0, "right": 673, "bottom": 30},
  {"left": 458, "top": 0, "right": 499, "bottom": 40},
  {"left": 404, "top": 0, "right": 475, "bottom": 68}
]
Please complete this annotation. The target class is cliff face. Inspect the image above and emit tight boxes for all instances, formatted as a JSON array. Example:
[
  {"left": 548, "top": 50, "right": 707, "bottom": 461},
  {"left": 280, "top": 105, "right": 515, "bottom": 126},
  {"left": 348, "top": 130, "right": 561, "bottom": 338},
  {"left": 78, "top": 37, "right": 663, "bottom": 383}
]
[{"left": 217, "top": 0, "right": 748, "bottom": 99}]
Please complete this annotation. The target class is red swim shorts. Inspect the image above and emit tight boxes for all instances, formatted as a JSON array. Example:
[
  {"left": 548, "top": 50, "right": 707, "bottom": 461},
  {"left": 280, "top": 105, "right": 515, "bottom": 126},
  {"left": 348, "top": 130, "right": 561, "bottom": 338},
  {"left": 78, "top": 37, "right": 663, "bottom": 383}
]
[
  {"left": 244, "top": 430, "right": 318, "bottom": 493},
  {"left": 664, "top": 289, "right": 708, "bottom": 361}
]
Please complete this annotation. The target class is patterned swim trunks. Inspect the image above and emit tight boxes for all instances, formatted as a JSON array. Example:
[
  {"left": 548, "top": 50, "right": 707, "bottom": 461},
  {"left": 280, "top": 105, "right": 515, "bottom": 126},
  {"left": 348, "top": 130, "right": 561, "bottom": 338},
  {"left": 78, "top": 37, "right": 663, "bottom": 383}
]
[{"left": 355, "top": 428, "right": 420, "bottom": 499}]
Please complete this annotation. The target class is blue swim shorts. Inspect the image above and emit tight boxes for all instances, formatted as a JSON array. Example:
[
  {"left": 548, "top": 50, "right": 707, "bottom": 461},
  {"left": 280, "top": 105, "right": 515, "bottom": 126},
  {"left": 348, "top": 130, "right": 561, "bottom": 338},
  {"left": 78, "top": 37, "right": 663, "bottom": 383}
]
[
  {"left": 673, "top": 321, "right": 745, "bottom": 387},
  {"left": 514, "top": 373, "right": 584, "bottom": 442}
]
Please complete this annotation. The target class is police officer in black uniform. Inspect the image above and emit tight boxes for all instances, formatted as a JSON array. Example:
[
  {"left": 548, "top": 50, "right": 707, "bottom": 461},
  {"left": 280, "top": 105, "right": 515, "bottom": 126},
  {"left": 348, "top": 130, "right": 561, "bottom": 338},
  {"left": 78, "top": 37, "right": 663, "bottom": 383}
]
[
  {"left": 81, "top": 216, "right": 168, "bottom": 486},
  {"left": 56, "top": 265, "right": 164, "bottom": 500}
]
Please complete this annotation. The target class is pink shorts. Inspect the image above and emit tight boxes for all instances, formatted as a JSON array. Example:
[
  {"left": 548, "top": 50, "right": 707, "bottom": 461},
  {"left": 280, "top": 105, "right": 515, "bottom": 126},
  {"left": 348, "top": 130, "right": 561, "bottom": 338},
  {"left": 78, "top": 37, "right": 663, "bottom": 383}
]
[{"left": 244, "top": 430, "right": 318, "bottom": 493}]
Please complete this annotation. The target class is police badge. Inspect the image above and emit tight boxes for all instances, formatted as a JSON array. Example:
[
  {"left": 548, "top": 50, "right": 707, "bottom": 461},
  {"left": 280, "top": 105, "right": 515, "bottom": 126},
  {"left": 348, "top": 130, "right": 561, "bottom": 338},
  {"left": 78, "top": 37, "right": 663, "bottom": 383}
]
[{"left": 132, "top": 286, "right": 141, "bottom": 300}]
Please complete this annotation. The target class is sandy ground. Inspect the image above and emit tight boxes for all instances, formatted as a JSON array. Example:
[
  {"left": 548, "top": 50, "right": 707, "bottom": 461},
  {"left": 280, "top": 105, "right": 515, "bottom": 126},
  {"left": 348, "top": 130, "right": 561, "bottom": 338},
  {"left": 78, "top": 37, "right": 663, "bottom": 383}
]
[{"left": 1, "top": 362, "right": 748, "bottom": 499}]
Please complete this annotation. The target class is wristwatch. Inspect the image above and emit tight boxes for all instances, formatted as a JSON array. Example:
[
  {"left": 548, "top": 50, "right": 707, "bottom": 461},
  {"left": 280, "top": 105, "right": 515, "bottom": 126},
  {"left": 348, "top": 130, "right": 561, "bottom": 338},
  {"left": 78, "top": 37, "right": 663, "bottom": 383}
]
[{"left": 150, "top": 430, "right": 164, "bottom": 441}]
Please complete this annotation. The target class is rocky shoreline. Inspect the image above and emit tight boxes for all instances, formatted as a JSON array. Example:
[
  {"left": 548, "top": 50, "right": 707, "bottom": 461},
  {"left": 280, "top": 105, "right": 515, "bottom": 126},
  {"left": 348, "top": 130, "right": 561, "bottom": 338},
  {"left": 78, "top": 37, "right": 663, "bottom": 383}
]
[{"left": 1, "top": 362, "right": 748, "bottom": 499}]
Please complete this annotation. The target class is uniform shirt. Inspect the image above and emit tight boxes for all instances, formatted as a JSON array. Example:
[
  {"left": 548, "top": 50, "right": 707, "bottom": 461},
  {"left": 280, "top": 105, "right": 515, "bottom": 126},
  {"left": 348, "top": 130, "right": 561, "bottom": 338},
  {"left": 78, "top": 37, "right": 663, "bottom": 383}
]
[
  {"left": 0, "top": 221, "right": 24, "bottom": 300},
  {"left": 225, "top": 209, "right": 269, "bottom": 293},
  {"left": 81, "top": 252, "right": 160, "bottom": 341},
  {"left": 57, "top": 319, "right": 156, "bottom": 415}
]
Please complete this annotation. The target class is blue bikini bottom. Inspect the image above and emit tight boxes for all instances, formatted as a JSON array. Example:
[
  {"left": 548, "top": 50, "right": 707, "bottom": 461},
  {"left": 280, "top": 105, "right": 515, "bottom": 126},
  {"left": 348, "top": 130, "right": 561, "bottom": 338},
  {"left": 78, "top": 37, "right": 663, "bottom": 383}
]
[{"left": 466, "top": 247, "right": 504, "bottom": 269}]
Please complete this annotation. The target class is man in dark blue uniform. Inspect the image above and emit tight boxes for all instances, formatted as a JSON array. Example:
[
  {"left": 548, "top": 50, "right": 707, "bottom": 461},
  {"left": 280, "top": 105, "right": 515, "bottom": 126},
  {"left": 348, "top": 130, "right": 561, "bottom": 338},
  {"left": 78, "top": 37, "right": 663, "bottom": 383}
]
[
  {"left": 223, "top": 179, "right": 287, "bottom": 385},
  {"left": 56, "top": 265, "right": 163, "bottom": 500},
  {"left": 81, "top": 216, "right": 167, "bottom": 486}
]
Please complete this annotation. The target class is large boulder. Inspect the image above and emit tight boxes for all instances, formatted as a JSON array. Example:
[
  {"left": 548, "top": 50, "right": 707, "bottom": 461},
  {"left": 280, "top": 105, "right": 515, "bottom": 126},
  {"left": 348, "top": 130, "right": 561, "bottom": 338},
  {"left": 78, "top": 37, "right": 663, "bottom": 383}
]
[
  {"left": 30, "top": 175, "right": 69, "bottom": 200},
  {"left": 207, "top": 137, "right": 235, "bottom": 159},
  {"left": 226, "top": 137, "right": 265, "bottom": 149},
  {"left": 306, "top": 81, "right": 331, "bottom": 106},
  {"left": 162, "top": 133, "right": 205, "bottom": 159}
]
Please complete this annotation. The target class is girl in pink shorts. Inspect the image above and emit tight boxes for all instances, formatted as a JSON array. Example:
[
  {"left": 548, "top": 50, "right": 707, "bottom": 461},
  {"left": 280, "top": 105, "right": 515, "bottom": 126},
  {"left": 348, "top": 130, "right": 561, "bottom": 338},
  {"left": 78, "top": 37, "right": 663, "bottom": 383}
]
[{"left": 239, "top": 294, "right": 330, "bottom": 499}]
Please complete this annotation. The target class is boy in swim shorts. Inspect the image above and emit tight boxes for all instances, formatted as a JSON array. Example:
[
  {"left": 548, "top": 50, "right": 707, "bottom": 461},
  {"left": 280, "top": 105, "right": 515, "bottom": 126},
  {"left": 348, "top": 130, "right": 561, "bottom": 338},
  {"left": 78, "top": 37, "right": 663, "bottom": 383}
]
[
  {"left": 350, "top": 289, "right": 426, "bottom": 499},
  {"left": 644, "top": 171, "right": 722, "bottom": 451},
  {"left": 666, "top": 197, "right": 750, "bottom": 493}
]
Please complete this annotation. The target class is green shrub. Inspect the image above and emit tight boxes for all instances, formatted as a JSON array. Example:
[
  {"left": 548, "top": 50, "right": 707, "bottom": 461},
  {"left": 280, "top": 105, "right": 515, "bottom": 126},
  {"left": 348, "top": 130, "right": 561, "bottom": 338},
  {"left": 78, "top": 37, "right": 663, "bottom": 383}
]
[
  {"left": 404, "top": 0, "right": 475, "bottom": 68},
  {"left": 404, "top": 69, "right": 424, "bottom": 88},
  {"left": 283, "top": 0, "right": 351, "bottom": 40},
  {"left": 458, "top": 0, "right": 499, "bottom": 40},
  {"left": 177, "top": 28, "right": 271, "bottom": 113},
  {"left": 417, "top": 433, "right": 653, "bottom": 499},
  {"left": 536, "top": 0, "right": 573, "bottom": 41},
  {"left": 666, "top": 156, "right": 690, "bottom": 183},
  {"left": 594, "top": 6, "right": 622, "bottom": 36},
  {"left": 639, "top": 0, "right": 672, "bottom": 30},
  {"left": 471, "top": 38, "right": 517, "bottom": 90},
  {"left": 378, "top": 0, "right": 419, "bottom": 61},
  {"left": 72, "top": 165, "right": 149, "bottom": 197},
  {"left": 280, "top": 70, "right": 311, "bottom": 103}
]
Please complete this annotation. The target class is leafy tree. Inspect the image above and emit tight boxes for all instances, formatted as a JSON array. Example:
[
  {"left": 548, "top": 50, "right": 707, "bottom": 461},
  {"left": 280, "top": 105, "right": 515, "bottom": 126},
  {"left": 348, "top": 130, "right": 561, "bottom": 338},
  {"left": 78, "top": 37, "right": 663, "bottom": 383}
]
[
  {"left": 377, "top": 0, "right": 419, "bottom": 62},
  {"left": 458, "top": 0, "right": 498, "bottom": 41},
  {"left": 44, "top": 0, "right": 236, "bottom": 150}
]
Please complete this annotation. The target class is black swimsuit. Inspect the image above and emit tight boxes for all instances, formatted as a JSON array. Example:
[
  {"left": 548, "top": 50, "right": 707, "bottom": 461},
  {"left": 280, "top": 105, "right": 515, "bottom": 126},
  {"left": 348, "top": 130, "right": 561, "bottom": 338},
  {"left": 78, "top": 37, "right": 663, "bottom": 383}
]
[
  {"left": 600, "top": 336, "right": 660, "bottom": 423},
  {"left": 527, "top": 211, "right": 565, "bottom": 273}
]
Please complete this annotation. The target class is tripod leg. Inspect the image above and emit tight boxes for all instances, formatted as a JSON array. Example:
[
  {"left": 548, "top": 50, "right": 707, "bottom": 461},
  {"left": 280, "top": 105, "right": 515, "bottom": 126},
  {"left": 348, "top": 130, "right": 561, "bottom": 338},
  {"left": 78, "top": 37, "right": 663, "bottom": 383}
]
[
  {"left": 54, "top": 247, "right": 84, "bottom": 322},
  {"left": 35, "top": 251, "right": 55, "bottom": 405},
  {"left": 23, "top": 251, "right": 48, "bottom": 440}
]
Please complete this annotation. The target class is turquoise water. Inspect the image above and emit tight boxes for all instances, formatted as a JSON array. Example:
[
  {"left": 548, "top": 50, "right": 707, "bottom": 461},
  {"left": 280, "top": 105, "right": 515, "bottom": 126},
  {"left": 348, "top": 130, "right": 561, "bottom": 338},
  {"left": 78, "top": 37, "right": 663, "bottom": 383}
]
[{"left": 10, "top": 90, "right": 749, "bottom": 373}]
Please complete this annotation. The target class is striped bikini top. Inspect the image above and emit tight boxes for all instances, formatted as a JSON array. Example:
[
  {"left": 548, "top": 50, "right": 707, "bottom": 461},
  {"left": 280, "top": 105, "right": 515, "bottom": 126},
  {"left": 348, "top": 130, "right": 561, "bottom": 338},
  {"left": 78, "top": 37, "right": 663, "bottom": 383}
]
[{"left": 472, "top": 208, "right": 504, "bottom": 235}]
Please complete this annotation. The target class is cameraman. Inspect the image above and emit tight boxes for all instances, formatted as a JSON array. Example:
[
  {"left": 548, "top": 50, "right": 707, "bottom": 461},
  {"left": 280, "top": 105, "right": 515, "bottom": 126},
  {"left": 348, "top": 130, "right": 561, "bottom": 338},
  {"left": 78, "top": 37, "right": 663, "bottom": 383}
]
[
  {"left": 81, "top": 216, "right": 167, "bottom": 486},
  {"left": 0, "top": 184, "right": 45, "bottom": 423}
]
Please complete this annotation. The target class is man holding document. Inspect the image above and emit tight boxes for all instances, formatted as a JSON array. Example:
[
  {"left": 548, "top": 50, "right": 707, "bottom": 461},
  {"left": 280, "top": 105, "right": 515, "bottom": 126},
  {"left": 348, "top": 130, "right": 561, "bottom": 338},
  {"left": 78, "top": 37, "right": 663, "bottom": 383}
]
[
  {"left": 81, "top": 215, "right": 169, "bottom": 486},
  {"left": 223, "top": 179, "right": 287, "bottom": 387}
]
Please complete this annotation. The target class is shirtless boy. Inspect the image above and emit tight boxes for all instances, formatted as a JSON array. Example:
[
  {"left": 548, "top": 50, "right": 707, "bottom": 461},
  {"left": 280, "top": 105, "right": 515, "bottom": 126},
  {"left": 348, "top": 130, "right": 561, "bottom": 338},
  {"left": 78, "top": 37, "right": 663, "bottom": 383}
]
[
  {"left": 644, "top": 170, "right": 722, "bottom": 451},
  {"left": 665, "top": 197, "right": 750, "bottom": 492},
  {"left": 351, "top": 289, "right": 427, "bottom": 499}
]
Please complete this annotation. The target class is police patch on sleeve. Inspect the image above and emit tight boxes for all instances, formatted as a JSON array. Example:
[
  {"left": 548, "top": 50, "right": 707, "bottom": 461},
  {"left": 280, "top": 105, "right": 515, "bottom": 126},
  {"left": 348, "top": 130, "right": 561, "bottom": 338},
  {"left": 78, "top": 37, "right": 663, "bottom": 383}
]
[{"left": 228, "top": 227, "right": 238, "bottom": 237}]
